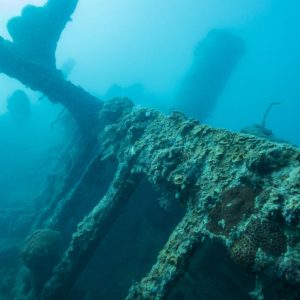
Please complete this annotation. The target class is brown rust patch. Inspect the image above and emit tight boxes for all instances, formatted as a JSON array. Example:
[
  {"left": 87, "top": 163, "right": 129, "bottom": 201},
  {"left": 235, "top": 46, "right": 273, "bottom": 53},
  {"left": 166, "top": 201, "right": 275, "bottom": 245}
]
[{"left": 206, "top": 185, "right": 259, "bottom": 235}]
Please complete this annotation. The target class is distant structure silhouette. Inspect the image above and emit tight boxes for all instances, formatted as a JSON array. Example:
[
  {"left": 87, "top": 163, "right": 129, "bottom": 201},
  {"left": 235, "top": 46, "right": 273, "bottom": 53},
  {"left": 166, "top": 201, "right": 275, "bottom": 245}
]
[
  {"left": 176, "top": 29, "right": 245, "bottom": 121},
  {"left": 6, "top": 89, "right": 31, "bottom": 120}
]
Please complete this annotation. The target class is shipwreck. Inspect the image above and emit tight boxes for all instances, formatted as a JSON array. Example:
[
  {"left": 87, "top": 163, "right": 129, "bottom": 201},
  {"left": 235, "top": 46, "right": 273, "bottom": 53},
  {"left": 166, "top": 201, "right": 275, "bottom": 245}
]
[{"left": 0, "top": 1, "right": 299, "bottom": 299}]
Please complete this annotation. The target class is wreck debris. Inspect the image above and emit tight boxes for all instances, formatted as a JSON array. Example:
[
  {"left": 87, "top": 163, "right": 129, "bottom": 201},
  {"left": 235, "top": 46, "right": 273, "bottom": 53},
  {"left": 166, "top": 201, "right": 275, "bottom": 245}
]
[
  {"left": 50, "top": 108, "right": 66, "bottom": 132},
  {"left": 7, "top": 0, "right": 79, "bottom": 69},
  {"left": 241, "top": 102, "right": 284, "bottom": 143},
  {"left": 262, "top": 102, "right": 282, "bottom": 129},
  {"left": 0, "top": 0, "right": 101, "bottom": 134},
  {"left": 0, "top": 1, "right": 299, "bottom": 300},
  {"left": 0, "top": 36, "right": 102, "bottom": 133}
]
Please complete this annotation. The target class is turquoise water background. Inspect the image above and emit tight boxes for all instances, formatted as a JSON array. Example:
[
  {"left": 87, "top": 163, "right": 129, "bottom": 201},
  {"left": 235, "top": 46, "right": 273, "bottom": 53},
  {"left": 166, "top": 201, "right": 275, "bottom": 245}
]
[{"left": 0, "top": 0, "right": 299, "bottom": 145}]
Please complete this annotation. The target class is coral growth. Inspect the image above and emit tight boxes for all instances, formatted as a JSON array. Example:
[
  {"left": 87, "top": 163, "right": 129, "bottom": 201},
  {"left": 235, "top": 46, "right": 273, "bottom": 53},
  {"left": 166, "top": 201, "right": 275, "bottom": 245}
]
[
  {"left": 22, "top": 229, "right": 62, "bottom": 272},
  {"left": 21, "top": 229, "right": 62, "bottom": 294},
  {"left": 230, "top": 219, "right": 287, "bottom": 271}
]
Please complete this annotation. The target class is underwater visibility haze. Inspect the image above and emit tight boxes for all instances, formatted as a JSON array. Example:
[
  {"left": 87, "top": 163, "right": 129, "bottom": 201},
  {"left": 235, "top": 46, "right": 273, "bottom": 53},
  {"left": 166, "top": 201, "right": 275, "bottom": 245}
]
[{"left": 0, "top": 0, "right": 300, "bottom": 300}]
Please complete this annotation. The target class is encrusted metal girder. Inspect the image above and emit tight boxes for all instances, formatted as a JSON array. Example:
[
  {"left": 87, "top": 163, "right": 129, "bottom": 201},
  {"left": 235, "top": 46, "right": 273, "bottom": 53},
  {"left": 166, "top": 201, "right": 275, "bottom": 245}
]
[
  {"left": 126, "top": 209, "right": 204, "bottom": 299},
  {"left": 41, "top": 157, "right": 142, "bottom": 300},
  {"left": 117, "top": 108, "right": 300, "bottom": 299},
  {"left": 40, "top": 99, "right": 300, "bottom": 299}
]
